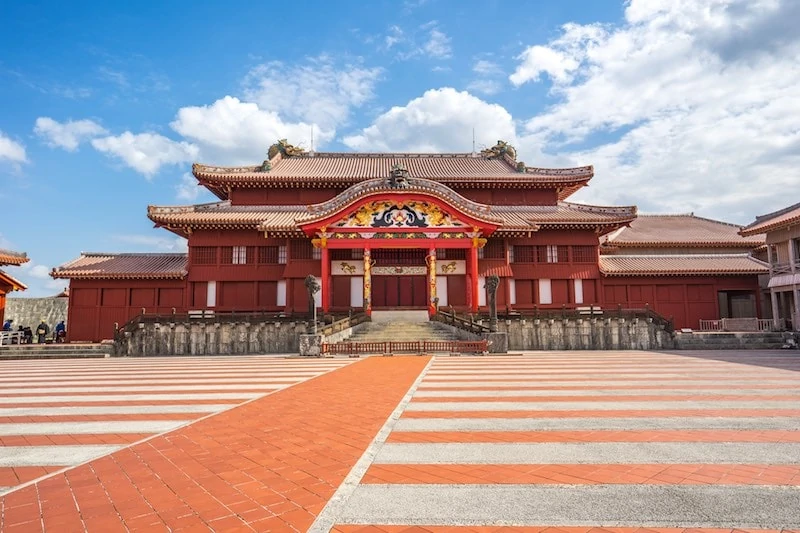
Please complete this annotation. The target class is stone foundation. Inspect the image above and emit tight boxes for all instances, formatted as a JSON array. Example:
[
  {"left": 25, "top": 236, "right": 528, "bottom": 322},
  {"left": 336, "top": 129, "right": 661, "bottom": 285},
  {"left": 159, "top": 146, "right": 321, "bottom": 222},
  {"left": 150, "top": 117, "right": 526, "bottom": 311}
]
[
  {"left": 498, "top": 317, "right": 675, "bottom": 351},
  {"left": 115, "top": 320, "right": 310, "bottom": 356}
]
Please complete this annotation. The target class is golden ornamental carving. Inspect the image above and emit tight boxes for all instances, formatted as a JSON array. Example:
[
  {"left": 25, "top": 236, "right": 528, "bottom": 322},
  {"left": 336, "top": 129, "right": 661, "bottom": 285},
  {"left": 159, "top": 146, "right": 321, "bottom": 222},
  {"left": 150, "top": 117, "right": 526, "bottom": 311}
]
[{"left": 340, "top": 200, "right": 462, "bottom": 229}]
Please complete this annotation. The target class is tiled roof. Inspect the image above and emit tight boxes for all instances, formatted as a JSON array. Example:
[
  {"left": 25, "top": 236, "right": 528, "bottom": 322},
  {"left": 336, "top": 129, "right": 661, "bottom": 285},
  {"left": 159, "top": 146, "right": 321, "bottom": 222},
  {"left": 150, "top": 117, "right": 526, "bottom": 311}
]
[
  {"left": 51, "top": 253, "right": 188, "bottom": 280},
  {"left": 193, "top": 154, "right": 593, "bottom": 199},
  {"left": 602, "top": 214, "right": 762, "bottom": 248},
  {"left": 0, "top": 269, "right": 27, "bottom": 291},
  {"left": 149, "top": 202, "right": 303, "bottom": 233},
  {"left": 495, "top": 202, "right": 637, "bottom": 231},
  {"left": 0, "top": 248, "right": 29, "bottom": 266},
  {"left": 599, "top": 254, "right": 768, "bottom": 276},
  {"left": 740, "top": 202, "right": 800, "bottom": 236},
  {"left": 148, "top": 199, "right": 636, "bottom": 235}
]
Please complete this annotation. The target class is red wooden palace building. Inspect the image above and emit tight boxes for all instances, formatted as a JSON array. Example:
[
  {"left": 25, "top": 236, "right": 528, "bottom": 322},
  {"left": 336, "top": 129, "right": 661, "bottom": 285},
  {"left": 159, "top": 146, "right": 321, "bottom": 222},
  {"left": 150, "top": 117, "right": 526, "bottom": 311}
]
[
  {"left": 0, "top": 248, "right": 28, "bottom": 325},
  {"left": 52, "top": 140, "right": 767, "bottom": 342}
]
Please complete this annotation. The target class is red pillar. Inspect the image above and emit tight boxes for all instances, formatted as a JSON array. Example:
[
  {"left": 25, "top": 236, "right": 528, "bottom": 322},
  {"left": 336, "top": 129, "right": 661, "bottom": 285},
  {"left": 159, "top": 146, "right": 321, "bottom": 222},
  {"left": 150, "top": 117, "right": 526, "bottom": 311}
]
[
  {"left": 470, "top": 245, "right": 479, "bottom": 313},
  {"left": 321, "top": 246, "right": 330, "bottom": 313}
]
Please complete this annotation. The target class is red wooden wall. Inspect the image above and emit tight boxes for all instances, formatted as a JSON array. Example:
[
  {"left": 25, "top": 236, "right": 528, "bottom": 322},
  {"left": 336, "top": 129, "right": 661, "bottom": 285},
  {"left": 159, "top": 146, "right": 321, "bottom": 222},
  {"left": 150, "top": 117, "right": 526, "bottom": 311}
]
[
  {"left": 67, "top": 279, "right": 186, "bottom": 342},
  {"left": 600, "top": 276, "right": 761, "bottom": 329}
]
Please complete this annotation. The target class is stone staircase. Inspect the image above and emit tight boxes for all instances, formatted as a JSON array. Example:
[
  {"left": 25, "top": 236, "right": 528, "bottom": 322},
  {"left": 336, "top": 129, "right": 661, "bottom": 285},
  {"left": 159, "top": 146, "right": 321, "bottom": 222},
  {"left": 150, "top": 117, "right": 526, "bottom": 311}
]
[
  {"left": 0, "top": 343, "right": 114, "bottom": 360},
  {"left": 347, "top": 320, "right": 468, "bottom": 343},
  {"left": 674, "top": 331, "right": 788, "bottom": 350}
]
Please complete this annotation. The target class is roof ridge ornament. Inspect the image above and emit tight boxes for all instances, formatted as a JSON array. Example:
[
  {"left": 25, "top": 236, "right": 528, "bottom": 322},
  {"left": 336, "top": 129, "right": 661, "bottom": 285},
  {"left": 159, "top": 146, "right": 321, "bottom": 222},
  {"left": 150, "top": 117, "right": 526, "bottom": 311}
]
[
  {"left": 480, "top": 140, "right": 517, "bottom": 161},
  {"left": 388, "top": 163, "right": 411, "bottom": 189}
]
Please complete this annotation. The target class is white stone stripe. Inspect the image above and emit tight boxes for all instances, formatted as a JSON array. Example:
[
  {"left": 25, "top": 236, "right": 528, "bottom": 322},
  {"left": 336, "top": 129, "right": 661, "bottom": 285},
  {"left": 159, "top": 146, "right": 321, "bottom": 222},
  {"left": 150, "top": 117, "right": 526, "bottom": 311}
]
[
  {"left": 0, "top": 421, "right": 190, "bottom": 435},
  {"left": 0, "top": 385, "right": 284, "bottom": 394},
  {"left": 0, "top": 365, "right": 347, "bottom": 376},
  {"left": 417, "top": 380, "right": 800, "bottom": 387},
  {"left": 413, "top": 389, "right": 800, "bottom": 397},
  {"left": 0, "top": 377, "right": 316, "bottom": 387},
  {"left": 0, "top": 393, "right": 262, "bottom": 404},
  {"left": 336, "top": 484, "right": 800, "bottom": 527},
  {"left": 0, "top": 445, "right": 123, "bottom": 467},
  {"left": 0, "top": 404, "right": 234, "bottom": 416},
  {"left": 392, "top": 417, "right": 800, "bottom": 431},
  {"left": 422, "top": 372, "right": 789, "bottom": 378},
  {"left": 374, "top": 442, "right": 800, "bottom": 464},
  {"left": 405, "top": 400, "right": 800, "bottom": 411},
  {"left": 0, "top": 371, "right": 326, "bottom": 382}
]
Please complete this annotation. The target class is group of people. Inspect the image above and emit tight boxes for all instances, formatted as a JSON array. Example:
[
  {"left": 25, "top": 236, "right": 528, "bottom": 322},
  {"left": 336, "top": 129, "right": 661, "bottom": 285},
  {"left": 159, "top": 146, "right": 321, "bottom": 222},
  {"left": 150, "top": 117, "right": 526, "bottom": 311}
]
[{"left": 2, "top": 319, "right": 66, "bottom": 343}]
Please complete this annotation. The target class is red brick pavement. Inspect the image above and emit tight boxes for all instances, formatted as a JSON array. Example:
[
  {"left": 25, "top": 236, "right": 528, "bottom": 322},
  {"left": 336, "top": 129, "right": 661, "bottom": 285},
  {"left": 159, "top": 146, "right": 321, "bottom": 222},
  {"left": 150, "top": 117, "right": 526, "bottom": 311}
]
[{"left": 0, "top": 357, "right": 429, "bottom": 532}]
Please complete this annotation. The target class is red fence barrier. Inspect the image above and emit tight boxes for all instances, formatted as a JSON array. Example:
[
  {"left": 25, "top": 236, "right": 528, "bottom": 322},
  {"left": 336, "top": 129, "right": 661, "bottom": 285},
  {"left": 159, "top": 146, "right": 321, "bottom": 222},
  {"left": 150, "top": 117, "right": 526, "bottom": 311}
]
[{"left": 321, "top": 340, "right": 489, "bottom": 356}]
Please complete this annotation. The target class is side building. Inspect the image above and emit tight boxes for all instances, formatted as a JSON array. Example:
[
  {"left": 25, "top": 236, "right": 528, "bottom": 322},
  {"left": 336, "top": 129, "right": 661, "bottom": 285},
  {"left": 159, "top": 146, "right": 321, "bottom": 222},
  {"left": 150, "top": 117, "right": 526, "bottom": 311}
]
[
  {"left": 740, "top": 202, "right": 800, "bottom": 330},
  {"left": 52, "top": 141, "right": 767, "bottom": 342},
  {"left": 600, "top": 215, "right": 767, "bottom": 328}
]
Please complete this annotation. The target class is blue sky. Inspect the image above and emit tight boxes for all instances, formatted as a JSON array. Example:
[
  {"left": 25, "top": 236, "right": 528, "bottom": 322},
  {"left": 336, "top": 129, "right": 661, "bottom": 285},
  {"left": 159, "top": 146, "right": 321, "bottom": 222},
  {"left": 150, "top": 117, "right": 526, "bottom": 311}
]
[{"left": 1, "top": 0, "right": 798, "bottom": 296}]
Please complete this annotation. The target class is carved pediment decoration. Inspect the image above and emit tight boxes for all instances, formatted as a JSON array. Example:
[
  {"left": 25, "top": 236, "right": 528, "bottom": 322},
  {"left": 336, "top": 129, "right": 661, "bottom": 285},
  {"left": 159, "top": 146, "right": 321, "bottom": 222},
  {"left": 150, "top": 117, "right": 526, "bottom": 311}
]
[{"left": 337, "top": 200, "right": 466, "bottom": 229}]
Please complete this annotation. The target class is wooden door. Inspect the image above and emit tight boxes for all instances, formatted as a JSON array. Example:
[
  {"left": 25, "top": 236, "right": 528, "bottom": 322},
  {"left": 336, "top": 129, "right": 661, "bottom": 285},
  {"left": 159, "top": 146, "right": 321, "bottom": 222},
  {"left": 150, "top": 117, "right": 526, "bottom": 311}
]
[
  {"left": 399, "top": 277, "right": 413, "bottom": 306},
  {"left": 372, "top": 276, "right": 387, "bottom": 307}
]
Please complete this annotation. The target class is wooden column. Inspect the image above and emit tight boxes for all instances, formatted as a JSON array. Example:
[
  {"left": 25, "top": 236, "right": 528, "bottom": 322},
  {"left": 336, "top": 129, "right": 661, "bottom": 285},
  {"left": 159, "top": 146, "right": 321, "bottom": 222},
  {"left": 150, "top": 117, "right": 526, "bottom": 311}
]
[
  {"left": 363, "top": 247, "right": 372, "bottom": 317},
  {"left": 321, "top": 246, "right": 330, "bottom": 314},
  {"left": 771, "top": 288, "right": 780, "bottom": 329},
  {"left": 470, "top": 245, "right": 479, "bottom": 314},
  {"left": 427, "top": 247, "right": 437, "bottom": 318}
]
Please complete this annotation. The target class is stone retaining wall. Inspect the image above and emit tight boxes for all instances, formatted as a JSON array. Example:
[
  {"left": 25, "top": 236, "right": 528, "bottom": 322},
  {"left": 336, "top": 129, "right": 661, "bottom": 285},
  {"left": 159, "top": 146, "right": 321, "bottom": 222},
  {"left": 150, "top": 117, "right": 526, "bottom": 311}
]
[
  {"left": 498, "top": 317, "right": 675, "bottom": 351},
  {"left": 115, "top": 320, "right": 311, "bottom": 356},
  {"left": 5, "top": 297, "right": 68, "bottom": 331}
]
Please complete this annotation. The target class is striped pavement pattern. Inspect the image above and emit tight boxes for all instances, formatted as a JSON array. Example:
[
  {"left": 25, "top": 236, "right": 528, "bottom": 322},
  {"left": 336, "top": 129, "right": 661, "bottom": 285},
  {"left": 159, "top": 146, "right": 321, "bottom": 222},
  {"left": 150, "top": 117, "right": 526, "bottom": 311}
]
[
  {"left": 324, "top": 351, "right": 800, "bottom": 531},
  {"left": 0, "top": 355, "right": 352, "bottom": 495}
]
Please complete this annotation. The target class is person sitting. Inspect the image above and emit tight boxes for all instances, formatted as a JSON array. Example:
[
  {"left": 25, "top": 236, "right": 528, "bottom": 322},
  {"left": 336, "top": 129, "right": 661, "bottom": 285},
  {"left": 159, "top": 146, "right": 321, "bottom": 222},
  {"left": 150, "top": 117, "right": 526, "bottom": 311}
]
[
  {"left": 36, "top": 320, "right": 49, "bottom": 344},
  {"left": 2, "top": 319, "right": 12, "bottom": 331},
  {"left": 54, "top": 321, "right": 66, "bottom": 343}
]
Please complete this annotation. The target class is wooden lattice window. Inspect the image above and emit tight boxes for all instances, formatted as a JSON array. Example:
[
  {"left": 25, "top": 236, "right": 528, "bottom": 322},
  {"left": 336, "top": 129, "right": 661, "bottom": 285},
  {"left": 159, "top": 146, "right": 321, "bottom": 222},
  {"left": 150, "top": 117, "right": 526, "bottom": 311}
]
[
  {"left": 290, "top": 240, "right": 315, "bottom": 260},
  {"left": 512, "top": 245, "right": 535, "bottom": 263},
  {"left": 483, "top": 239, "right": 506, "bottom": 259},
  {"left": 258, "top": 246, "right": 279, "bottom": 264},
  {"left": 192, "top": 247, "right": 216, "bottom": 265},
  {"left": 572, "top": 245, "right": 596, "bottom": 263}
]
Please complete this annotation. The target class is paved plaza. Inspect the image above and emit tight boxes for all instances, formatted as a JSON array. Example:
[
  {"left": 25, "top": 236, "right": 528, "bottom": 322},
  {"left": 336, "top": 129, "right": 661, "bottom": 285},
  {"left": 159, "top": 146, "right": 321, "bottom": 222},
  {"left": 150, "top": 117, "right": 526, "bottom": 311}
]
[{"left": 0, "top": 351, "right": 799, "bottom": 532}]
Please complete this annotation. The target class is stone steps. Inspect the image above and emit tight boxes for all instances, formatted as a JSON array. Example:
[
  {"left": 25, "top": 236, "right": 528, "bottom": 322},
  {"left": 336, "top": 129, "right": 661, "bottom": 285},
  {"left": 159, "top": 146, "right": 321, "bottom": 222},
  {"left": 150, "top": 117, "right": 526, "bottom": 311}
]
[
  {"left": 348, "top": 321, "right": 460, "bottom": 342},
  {"left": 0, "top": 344, "right": 113, "bottom": 359},
  {"left": 674, "top": 332, "right": 787, "bottom": 350}
]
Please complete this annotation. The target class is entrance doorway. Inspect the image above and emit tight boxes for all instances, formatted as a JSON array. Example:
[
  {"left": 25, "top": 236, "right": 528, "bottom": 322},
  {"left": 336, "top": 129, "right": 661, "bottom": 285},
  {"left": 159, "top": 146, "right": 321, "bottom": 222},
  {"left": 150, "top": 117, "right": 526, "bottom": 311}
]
[
  {"left": 370, "top": 249, "right": 428, "bottom": 308},
  {"left": 372, "top": 275, "right": 427, "bottom": 308}
]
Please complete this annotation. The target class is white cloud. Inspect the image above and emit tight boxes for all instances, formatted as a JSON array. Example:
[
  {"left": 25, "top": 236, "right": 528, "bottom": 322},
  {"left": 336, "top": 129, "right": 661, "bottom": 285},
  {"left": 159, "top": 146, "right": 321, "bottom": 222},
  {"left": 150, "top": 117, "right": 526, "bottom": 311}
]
[
  {"left": 242, "top": 57, "right": 383, "bottom": 131},
  {"left": 170, "top": 96, "right": 331, "bottom": 165},
  {"left": 385, "top": 26, "right": 404, "bottom": 49},
  {"left": 466, "top": 79, "right": 503, "bottom": 95},
  {"left": 114, "top": 234, "right": 188, "bottom": 252},
  {"left": 424, "top": 28, "right": 452, "bottom": 59},
  {"left": 510, "top": 0, "right": 800, "bottom": 223},
  {"left": 91, "top": 132, "right": 198, "bottom": 177},
  {"left": 34, "top": 117, "right": 108, "bottom": 151},
  {"left": 176, "top": 172, "right": 200, "bottom": 201},
  {"left": 343, "top": 87, "right": 516, "bottom": 152},
  {"left": 0, "top": 131, "right": 27, "bottom": 164},
  {"left": 473, "top": 60, "right": 502, "bottom": 76}
]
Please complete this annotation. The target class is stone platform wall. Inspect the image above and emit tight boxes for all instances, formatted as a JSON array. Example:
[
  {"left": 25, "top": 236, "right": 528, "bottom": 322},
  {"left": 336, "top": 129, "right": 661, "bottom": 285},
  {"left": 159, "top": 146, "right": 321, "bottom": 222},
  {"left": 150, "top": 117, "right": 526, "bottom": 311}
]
[
  {"left": 498, "top": 317, "right": 675, "bottom": 351},
  {"left": 5, "top": 297, "right": 68, "bottom": 331},
  {"left": 115, "top": 320, "right": 311, "bottom": 356}
]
